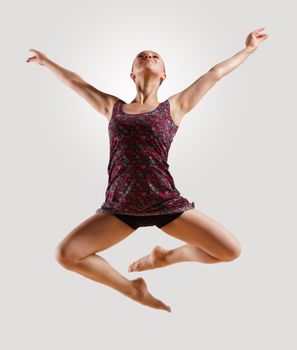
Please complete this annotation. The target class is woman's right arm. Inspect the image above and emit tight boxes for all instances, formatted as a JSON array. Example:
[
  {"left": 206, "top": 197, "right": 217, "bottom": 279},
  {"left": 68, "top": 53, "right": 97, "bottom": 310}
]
[{"left": 26, "top": 49, "right": 119, "bottom": 120}]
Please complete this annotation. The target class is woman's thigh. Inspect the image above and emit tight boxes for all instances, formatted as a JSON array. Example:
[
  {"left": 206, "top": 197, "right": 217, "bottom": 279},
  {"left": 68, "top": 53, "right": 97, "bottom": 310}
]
[
  {"left": 55, "top": 212, "right": 136, "bottom": 265},
  {"left": 159, "top": 208, "right": 241, "bottom": 261}
]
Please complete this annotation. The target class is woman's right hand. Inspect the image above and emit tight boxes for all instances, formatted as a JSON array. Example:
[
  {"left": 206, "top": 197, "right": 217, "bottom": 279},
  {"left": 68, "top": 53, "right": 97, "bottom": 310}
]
[{"left": 26, "top": 49, "right": 49, "bottom": 65}]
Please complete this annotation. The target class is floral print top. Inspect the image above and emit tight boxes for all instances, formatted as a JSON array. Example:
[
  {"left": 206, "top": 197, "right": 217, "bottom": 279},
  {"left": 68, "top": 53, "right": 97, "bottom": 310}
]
[{"left": 96, "top": 99, "right": 195, "bottom": 216}]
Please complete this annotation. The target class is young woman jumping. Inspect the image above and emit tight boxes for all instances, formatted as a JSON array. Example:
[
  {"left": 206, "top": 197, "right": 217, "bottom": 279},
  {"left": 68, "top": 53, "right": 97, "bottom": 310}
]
[{"left": 26, "top": 27, "right": 268, "bottom": 313}]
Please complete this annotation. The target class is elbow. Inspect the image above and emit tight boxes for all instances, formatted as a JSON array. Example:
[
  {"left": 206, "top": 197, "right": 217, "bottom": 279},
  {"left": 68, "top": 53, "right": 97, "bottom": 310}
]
[
  {"left": 69, "top": 74, "right": 85, "bottom": 89},
  {"left": 70, "top": 77, "right": 87, "bottom": 91},
  {"left": 209, "top": 67, "right": 222, "bottom": 81}
]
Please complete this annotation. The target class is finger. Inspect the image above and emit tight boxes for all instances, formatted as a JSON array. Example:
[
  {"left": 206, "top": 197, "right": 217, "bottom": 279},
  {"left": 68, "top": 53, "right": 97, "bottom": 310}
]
[
  {"left": 255, "top": 27, "right": 266, "bottom": 34},
  {"left": 26, "top": 56, "right": 36, "bottom": 62},
  {"left": 256, "top": 33, "right": 269, "bottom": 38},
  {"left": 252, "top": 30, "right": 265, "bottom": 37}
]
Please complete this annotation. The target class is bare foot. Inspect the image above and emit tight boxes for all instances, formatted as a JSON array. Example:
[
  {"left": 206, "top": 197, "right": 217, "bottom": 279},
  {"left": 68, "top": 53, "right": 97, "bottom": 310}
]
[
  {"left": 130, "top": 277, "right": 171, "bottom": 313},
  {"left": 128, "top": 245, "right": 171, "bottom": 272}
]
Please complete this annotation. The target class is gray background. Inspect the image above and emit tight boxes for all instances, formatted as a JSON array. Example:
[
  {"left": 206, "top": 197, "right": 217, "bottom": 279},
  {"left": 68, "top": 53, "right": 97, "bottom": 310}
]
[{"left": 1, "top": 0, "right": 296, "bottom": 349}]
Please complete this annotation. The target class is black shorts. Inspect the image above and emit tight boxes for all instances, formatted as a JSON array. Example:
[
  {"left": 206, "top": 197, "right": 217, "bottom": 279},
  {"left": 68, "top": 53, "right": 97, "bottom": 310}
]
[{"left": 114, "top": 211, "right": 184, "bottom": 230}]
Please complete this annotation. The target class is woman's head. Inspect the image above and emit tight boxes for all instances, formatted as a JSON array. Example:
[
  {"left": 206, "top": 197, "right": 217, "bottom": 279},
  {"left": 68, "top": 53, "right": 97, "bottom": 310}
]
[{"left": 130, "top": 50, "right": 166, "bottom": 88}]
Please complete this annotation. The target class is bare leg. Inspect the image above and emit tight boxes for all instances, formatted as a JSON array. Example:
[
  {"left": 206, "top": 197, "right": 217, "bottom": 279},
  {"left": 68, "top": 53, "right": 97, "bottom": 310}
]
[
  {"left": 166, "top": 244, "right": 221, "bottom": 264},
  {"left": 64, "top": 253, "right": 169, "bottom": 312},
  {"left": 64, "top": 253, "right": 138, "bottom": 296},
  {"left": 128, "top": 208, "right": 241, "bottom": 272},
  {"left": 56, "top": 212, "right": 171, "bottom": 312}
]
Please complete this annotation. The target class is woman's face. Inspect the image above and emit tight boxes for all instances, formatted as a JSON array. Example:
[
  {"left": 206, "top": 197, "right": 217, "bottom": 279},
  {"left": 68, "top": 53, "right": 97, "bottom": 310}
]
[{"left": 131, "top": 50, "right": 166, "bottom": 85}]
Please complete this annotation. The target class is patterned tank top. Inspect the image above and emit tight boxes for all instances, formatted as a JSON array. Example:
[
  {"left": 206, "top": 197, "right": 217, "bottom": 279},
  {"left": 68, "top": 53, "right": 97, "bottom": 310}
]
[{"left": 96, "top": 99, "right": 195, "bottom": 216}]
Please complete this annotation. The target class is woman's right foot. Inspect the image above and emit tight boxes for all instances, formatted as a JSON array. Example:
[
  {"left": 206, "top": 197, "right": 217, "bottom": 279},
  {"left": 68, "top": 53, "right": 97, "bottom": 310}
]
[
  {"left": 130, "top": 277, "right": 171, "bottom": 313},
  {"left": 128, "top": 245, "right": 171, "bottom": 272}
]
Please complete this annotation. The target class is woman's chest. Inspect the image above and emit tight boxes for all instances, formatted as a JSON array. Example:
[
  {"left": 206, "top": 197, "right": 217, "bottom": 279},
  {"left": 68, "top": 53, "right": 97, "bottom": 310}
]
[{"left": 109, "top": 114, "right": 177, "bottom": 143}]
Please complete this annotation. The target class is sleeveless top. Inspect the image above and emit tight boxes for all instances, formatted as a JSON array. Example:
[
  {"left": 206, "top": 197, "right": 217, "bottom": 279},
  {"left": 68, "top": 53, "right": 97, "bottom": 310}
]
[{"left": 96, "top": 99, "right": 195, "bottom": 216}]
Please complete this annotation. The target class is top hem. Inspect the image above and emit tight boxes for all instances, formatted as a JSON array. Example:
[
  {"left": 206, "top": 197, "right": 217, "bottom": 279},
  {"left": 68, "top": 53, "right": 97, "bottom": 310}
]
[{"left": 95, "top": 203, "right": 195, "bottom": 216}]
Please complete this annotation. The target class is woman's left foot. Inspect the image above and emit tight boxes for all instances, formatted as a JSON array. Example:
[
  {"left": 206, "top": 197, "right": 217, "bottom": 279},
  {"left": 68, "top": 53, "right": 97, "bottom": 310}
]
[{"left": 128, "top": 245, "right": 171, "bottom": 272}]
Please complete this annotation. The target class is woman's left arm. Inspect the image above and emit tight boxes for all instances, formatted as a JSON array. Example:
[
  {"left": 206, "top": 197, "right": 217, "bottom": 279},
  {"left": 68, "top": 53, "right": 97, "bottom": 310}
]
[
  {"left": 168, "top": 27, "right": 269, "bottom": 118},
  {"left": 213, "top": 27, "right": 269, "bottom": 79}
]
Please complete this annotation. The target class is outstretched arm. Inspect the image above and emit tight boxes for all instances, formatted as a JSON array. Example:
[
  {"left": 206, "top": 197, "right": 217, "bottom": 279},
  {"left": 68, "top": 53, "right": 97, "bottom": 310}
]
[
  {"left": 26, "top": 49, "right": 119, "bottom": 119},
  {"left": 212, "top": 27, "right": 269, "bottom": 79},
  {"left": 168, "top": 27, "right": 269, "bottom": 118}
]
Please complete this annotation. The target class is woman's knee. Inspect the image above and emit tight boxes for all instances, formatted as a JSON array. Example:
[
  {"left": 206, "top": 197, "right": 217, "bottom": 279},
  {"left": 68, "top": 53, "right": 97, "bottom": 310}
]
[
  {"left": 55, "top": 241, "right": 81, "bottom": 268},
  {"left": 220, "top": 239, "right": 242, "bottom": 261}
]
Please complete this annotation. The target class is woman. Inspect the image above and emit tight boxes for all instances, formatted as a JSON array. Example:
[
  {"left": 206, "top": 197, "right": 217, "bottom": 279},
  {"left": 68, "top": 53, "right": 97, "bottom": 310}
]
[{"left": 26, "top": 27, "right": 269, "bottom": 313}]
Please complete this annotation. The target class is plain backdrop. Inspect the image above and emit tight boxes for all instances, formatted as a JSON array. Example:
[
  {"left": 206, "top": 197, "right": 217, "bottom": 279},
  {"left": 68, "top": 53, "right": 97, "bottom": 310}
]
[{"left": 1, "top": 0, "right": 296, "bottom": 349}]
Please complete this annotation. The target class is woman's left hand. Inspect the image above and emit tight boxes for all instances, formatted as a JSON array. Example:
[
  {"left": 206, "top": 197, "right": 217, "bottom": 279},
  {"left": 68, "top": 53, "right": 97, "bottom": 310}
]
[{"left": 245, "top": 27, "right": 269, "bottom": 51}]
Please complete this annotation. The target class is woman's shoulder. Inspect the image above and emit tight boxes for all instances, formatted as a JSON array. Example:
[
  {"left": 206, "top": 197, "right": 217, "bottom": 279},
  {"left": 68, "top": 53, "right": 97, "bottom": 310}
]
[{"left": 106, "top": 96, "right": 123, "bottom": 121}]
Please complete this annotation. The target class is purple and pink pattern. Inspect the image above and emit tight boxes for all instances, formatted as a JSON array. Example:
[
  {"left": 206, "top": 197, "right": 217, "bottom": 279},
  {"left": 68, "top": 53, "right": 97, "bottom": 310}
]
[{"left": 96, "top": 99, "right": 195, "bottom": 216}]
